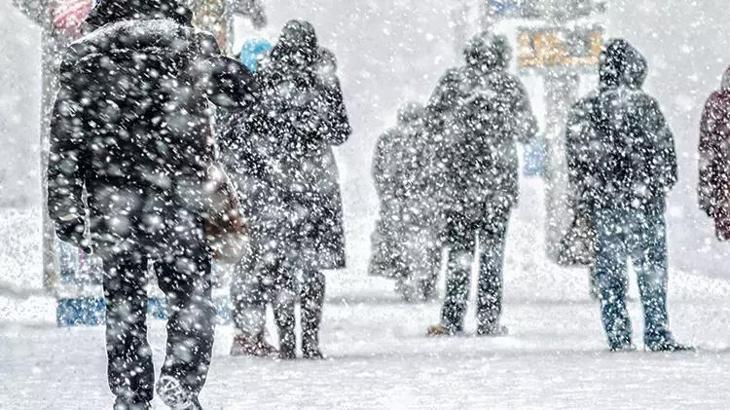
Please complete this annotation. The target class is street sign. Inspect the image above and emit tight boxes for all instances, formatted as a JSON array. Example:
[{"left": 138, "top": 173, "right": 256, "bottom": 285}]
[
  {"left": 487, "top": 0, "right": 606, "bottom": 19},
  {"left": 517, "top": 26, "right": 604, "bottom": 73}
]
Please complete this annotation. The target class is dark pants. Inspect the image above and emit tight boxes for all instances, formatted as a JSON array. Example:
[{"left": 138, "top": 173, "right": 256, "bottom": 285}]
[
  {"left": 230, "top": 249, "right": 298, "bottom": 352},
  {"left": 231, "top": 247, "right": 325, "bottom": 354},
  {"left": 593, "top": 200, "right": 672, "bottom": 349},
  {"left": 440, "top": 212, "right": 508, "bottom": 333},
  {"left": 103, "top": 248, "right": 215, "bottom": 405}
]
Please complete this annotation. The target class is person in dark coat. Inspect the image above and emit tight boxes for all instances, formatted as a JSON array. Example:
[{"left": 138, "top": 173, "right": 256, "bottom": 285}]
[
  {"left": 47, "top": 1, "right": 255, "bottom": 408},
  {"left": 370, "top": 102, "right": 439, "bottom": 301},
  {"left": 227, "top": 20, "right": 351, "bottom": 360},
  {"left": 427, "top": 33, "right": 538, "bottom": 337},
  {"left": 699, "top": 66, "right": 730, "bottom": 240},
  {"left": 572, "top": 39, "right": 690, "bottom": 352}
]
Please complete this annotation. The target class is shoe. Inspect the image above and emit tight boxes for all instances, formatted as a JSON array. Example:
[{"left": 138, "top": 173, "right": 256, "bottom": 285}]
[
  {"left": 230, "top": 334, "right": 278, "bottom": 357},
  {"left": 113, "top": 398, "right": 151, "bottom": 410},
  {"left": 156, "top": 375, "right": 201, "bottom": 410},
  {"left": 426, "top": 324, "right": 460, "bottom": 337},
  {"left": 609, "top": 343, "right": 637, "bottom": 352},
  {"left": 278, "top": 346, "right": 297, "bottom": 360},
  {"left": 302, "top": 345, "right": 325, "bottom": 360},
  {"left": 646, "top": 339, "right": 695, "bottom": 352},
  {"left": 302, "top": 335, "right": 325, "bottom": 360},
  {"left": 476, "top": 324, "right": 509, "bottom": 337}
]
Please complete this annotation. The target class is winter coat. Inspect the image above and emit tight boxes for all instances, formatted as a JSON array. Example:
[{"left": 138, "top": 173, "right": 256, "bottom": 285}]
[
  {"left": 698, "top": 66, "right": 730, "bottom": 240},
  {"left": 577, "top": 39, "right": 677, "bottom": 210},
  {"left": 561, "top": 39, "right": 677, "bottom": 262},
  {"left": 47, "top": 0, "right": 256, "bottom": 261},
  {"left": 223, "top": 21, "right": 351, "bottom": 270},
  {"left": 432, "top": 34, "right": 538, "bottom": 228}
]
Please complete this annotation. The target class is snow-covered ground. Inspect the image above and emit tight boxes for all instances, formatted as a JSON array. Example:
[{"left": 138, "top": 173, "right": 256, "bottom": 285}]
[
  {"left": 2, "top": 181, "right": 730, "bottom": 409},
  {"left": 2, "top": 1, "right": 730, "bottom": 408}
]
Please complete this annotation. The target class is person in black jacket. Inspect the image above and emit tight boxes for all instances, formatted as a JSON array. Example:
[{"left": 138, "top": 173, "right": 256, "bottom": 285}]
[
  {"left": 47, "top": 1, "right": 255, "bottom": 408},
  {"left": 568, "top": 39, "right": 690, "bottom": 352},
  {"left": 427, "top": 33, "right": 537, "bottom": 337},
  {"left": 226, "top": 20, "right": 351, "bottom": 360}
]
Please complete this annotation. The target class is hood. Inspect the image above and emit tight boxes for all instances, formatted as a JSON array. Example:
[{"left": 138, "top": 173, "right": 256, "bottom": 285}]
[
  {"left": 464, "top": 33, "right": 511, "bottom": 72},
  {"left": 722, "top": 66, "right": 730, "bottom": 90},
  {"left": 270, "top": 19, "right": 319, "bottom": 69},
  {"left": 85, "top": 0, "right": 193, "bottom": 31},
  {"left": 599, "top": 38, "right": 647, "bottom": 90}
]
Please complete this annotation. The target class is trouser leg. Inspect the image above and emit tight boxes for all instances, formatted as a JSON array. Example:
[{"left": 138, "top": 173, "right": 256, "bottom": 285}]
[
  {"left": 155, "top": 248, "right": 215, "bottom": 397},
  {"left": 230, "top": 249, "right": 267, "bottom": 338},
  {"left": 594, "top": 207, "right": 632, "bottom": 349},
  {"left": 103, "top": 254, "right": 154, "bottom": 406},
  {"left": 631, "top": 204, "right": 672, "bottom": 344},
  {"left": 475, "top": 220, "right": 508, "bottom": 332},
  {"left": 439, "top": 218, "right": 477, "bottom": 333},
  {"left": 269, "top": 261, "right": 297, "bottom": 359},
  {"left": 301, "top": 269, "right": 326, "bottom": 355}
]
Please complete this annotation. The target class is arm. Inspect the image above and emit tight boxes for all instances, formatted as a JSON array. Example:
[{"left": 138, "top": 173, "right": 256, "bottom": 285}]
[
  {"left": 319, "top": 78, "right": 352, "bottom": 146},
  {"left": 514, "top": 79, "right": 539, "bottom": 144},
  {"left": 698, "top": 96, "right": 720, "bottom": 215},
  {"left": 648, "top": 98, "right": 678, "bottom": 194},
  {"left": 47, "top": 78, "right": 88, "bottom": 247}
]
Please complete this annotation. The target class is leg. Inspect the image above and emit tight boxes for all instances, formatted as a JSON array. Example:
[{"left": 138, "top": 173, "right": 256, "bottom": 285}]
[
  {"left": 631, "top": 203, "right": 688, "bottom": 350},
  {"left": 593, "top": 207, "right": 633, "bottom": 350},
  {"left": 271, "top": 267, "right": 297, "bottom": 360},
  {"left": 103, "top": 254, "right": 154, "bottom": 408},
  {"left": 437, "top": 213, "right": 477, "bottom": 334},
  {"left": 475, "top": 219, "right": 508, "bottom": 335},
  {"left": 155, "top": 246, "right": 215, "bottom": 399},
  {"left": 300, "top": 269, "right": 326, "bottom": 359},
  {"left": 230, "top": 247, "right": 274, "bottom": 356}
]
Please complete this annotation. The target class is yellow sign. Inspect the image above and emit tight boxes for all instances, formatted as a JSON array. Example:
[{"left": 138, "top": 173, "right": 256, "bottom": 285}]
[{"left": 517, "top": 27, "right": 603, "bottom": 71}]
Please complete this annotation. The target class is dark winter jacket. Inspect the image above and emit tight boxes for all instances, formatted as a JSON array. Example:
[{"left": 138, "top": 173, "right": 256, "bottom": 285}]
[
  {"left": 432, "top": 34, "right": 537, "bottom": 225},
  {"left": 573, "top": 39, "right": 677, "bottom": 210},
  {"left": 222, "top": 21, "right": 351, "bottom": 269},
  {"left": 47, "top": 0, "right": 256, "bottom": 260},
  {"left": 698, "top": 66, "right": 730, "bottom": 240}
]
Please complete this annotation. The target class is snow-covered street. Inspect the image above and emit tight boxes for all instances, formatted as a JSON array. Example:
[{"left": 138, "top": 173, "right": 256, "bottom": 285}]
[
  {"left": 2, "top": 181, "right": 730, "bottom": 409},
  {"left": 2, "top": 267, "right": 730, "bottom": 409}
]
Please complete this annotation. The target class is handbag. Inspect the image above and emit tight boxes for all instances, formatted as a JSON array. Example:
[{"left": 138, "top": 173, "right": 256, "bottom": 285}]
[{"left": 202, "top": 164, "right": 249, "bottom": 264}]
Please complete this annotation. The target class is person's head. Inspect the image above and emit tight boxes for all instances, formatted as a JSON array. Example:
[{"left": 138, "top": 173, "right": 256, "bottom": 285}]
[
  {"left": 85, "top": 0, "right": 193, "bottom": 30},
  {"left": 463, "top": 33, "right": 511, "bottom": 73},
  {"left": 271, "top": 19, "right": 319, "bottom": 69},
  {"left": 599, "top": 38, "right": 647, "bottom": 90}
]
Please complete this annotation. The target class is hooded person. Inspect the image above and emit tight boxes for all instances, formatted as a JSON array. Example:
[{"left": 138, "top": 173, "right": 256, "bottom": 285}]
[
  {"left": 698, "top": 66, "right": 730, "bottom": 240},
  {"left": 227, "top": 20, "right": 351, "bottom": 360},
  {"left": 569, "top": 38, "right": 689, "bottom": 352},
  {"left": 47, "top": 0, "right": 256, "bottom": 408},
  {"left": 427, "top": 33, "right": 538, "bottom": 337},
  {"left": 369, "top": 102, "right": 437, "bottom": 301}
]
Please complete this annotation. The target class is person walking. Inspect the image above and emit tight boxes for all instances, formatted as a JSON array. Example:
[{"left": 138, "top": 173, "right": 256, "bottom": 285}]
[{"left": 47, "top": 1, "right": 255, "bottom": 408}]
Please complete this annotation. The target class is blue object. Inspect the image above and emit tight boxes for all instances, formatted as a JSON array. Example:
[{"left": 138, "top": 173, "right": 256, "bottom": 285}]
[
  {"left": 240, "top": 39, "right": 272, "bottom": 73},
  {"left": 523, "top": 136, "right": 546, "bottom": 177},
  {"left": 57, "top": 296, "right": 232, "bottom": 327},
  {"left": 489, "top": 0, "right": 520, "bottom": 16}
]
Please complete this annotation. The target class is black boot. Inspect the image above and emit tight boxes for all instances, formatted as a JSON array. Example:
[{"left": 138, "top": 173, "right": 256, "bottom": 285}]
[
  {"left": 273, "top": 289, "right": 297, "bottom": 360},
  {"left": 301, "top": 271, "right": 326, "bottom": 360}
]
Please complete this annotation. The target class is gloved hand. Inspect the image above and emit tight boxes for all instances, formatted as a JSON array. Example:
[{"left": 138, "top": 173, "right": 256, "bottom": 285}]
[{"left": 55, "top": 215, "right": 92, "bottom": 254}]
